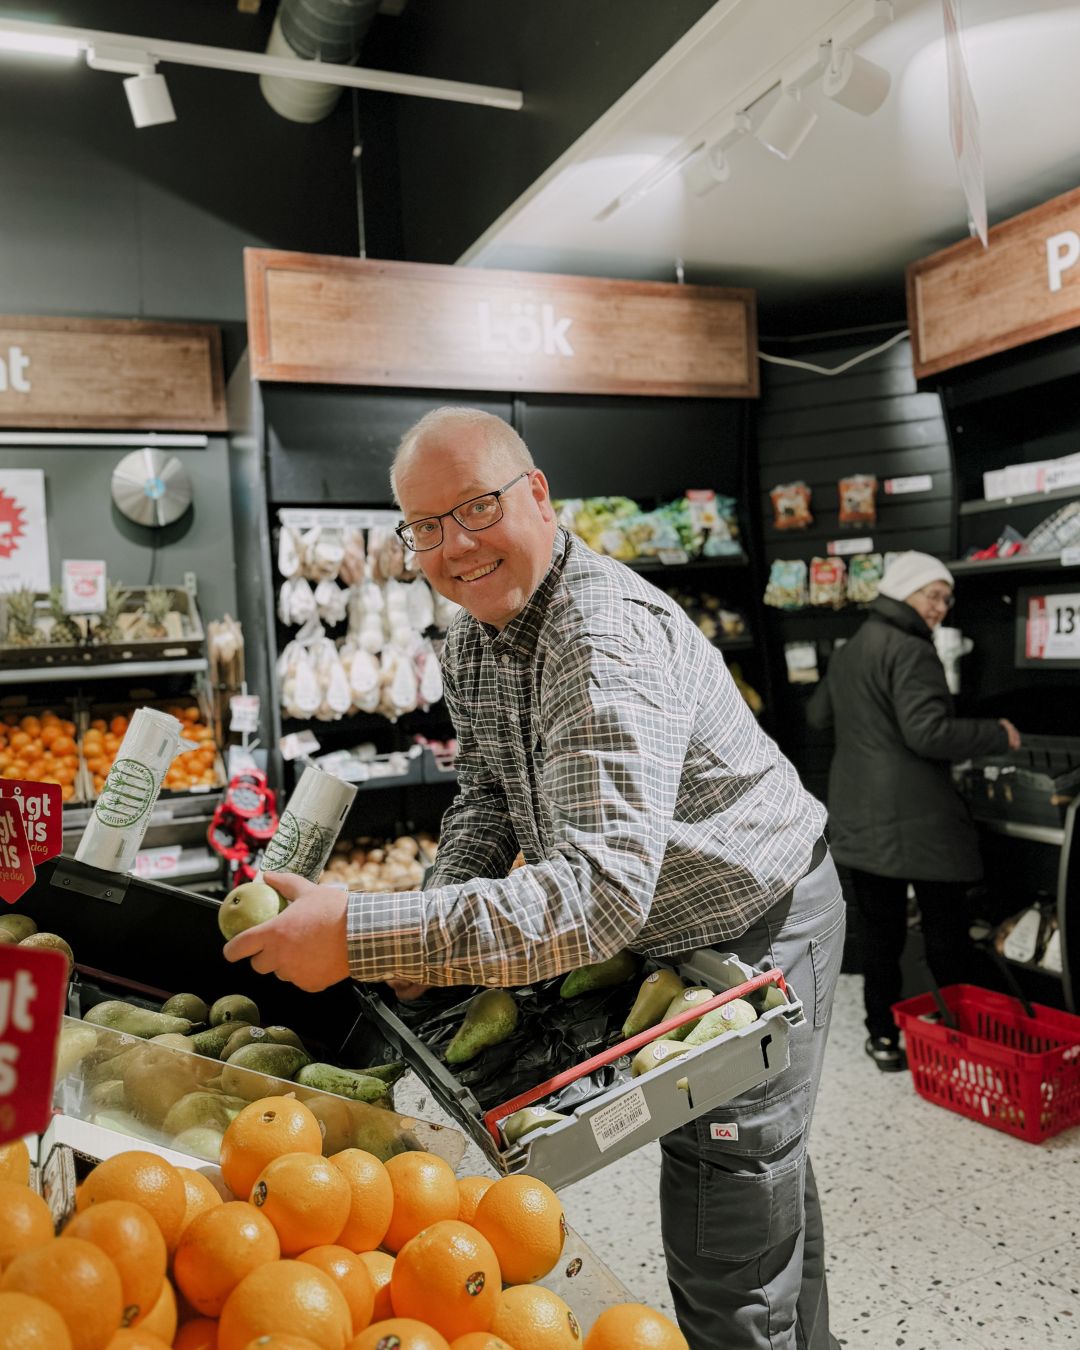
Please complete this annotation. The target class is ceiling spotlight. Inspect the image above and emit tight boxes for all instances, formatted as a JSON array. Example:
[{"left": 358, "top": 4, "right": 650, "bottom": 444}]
[
  {"left": 86, "top": 44, "right": 176, "bottom": 128},
  {"left": 822, "top": 47, "right": 891, "bottom": 115},
  {"left": 124, "top": 70, "right": 176, "bottom": 127},
  {"left": 684, "top": 113, "right": 751, "bottom": 197},
  {"left": 755, "top": 88, "right": 818, "bottom": 161}
]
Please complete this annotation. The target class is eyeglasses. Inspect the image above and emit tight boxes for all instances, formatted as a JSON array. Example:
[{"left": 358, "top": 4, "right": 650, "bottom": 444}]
[
  {"left": 395, "top": 472, "right": 530, "bottom": 552},
  {"left": 920, "top": 588, "right": 955, "bottom": 610}
]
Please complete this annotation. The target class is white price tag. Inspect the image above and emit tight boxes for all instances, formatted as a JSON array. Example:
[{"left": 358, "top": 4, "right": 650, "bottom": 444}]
[
  {"left": 826, "top": 537, "right": 874, "bottom": 557},
  {"left": 131, "top": 846, "right": 181, "bottom": 880},
  {"left": 1061, "top": 546, "right": 1080, "bottom": 568},
  {"left": 884, "top": 475, "right": 933, "bottom": 495},
  {"left": 279, "top": 731, "right": 321, "bottom": 762},
  {"left": 656, "top": 548, "right": 690, "bottom": 566},
  {"left": 62, "top": 559, "right": 106, "bottom": 614},
  {"left": 229, "top": 694, "right": 261, "bottom": 733},
  {"left": 1025, "top": 592, "right": 1080, "bottom": 660},
  {"left": 588, "top": 1086, "right": 652, "bottom": 1153}
]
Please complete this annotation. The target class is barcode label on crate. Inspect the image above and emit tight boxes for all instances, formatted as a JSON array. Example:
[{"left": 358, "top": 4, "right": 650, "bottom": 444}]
[{"left": 589, "top": 1087, "right": 651, "bottom": 1153}]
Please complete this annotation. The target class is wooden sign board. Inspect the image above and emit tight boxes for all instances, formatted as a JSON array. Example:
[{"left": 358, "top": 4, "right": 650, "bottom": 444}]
[
  {"left": 244, "top": 250, "right": 758, "bottom": 399},
  {"left": 908, "top": 185, "right": 1080, "bottom": 379},
  {"left": 0, "top": 317, "right": 226, "bottom": 431}
]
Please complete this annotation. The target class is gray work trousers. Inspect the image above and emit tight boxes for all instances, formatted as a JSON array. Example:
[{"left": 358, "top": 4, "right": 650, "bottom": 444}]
[{"left": 659, "top": 851, "right": 845, "bottom": 1350}]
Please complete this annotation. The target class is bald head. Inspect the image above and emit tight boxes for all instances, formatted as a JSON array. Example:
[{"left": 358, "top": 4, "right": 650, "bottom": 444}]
[{"left": 390, "top": 407, "right": 534, "bottom": 505}]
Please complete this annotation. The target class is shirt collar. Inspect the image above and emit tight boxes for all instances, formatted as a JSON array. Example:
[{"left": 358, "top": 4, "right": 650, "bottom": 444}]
[{"left": 486, "top": 528, "right": 570, "bottom": 657}]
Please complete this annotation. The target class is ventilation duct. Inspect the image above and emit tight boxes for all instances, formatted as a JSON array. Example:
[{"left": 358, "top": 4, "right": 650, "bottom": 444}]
[{"left": 261, "top": 0, "right": 379, "bottom": 123}]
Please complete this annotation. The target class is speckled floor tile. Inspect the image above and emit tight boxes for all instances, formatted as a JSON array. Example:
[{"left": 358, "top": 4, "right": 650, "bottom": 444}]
[
  {"left": 855, "top": 1209, "right": 1008, "bottom": 1292},
  {"left": 835, "top": 1302, "right": 987, "bottom": 1349},
  {"left": 825, "top": 1243, "right": 925, "bottom": 1329},
  {"left": 819, "top": 1173, "right": 920, "bottom": 1241},
  {"left": 924, "top": 1266, "right": 1080, "bottom": 1348}
]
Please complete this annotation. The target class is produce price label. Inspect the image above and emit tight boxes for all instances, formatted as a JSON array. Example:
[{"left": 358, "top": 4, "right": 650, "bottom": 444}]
[
  {"left": 0, "top": 943, "right": 69, "bottom": 1143},
  {"left": 0, "top": 780, "right": 62, "bottom": 865},
  {"left": 229, "top": 694, "right": 260, "bottom": 733},
  {"left": 588, "top": 1086, "right": 652, "bottom": 1153},
  {"left": 884, "top": 474, "right": 933, "bottom": 495},
  {"left": 1025, "top": 591, "right": 1080, "bottom": 660},
  {"left": 61, "top": 558, "right": 106, "bottom": 614},
  {"left": 826, "top": 537, "right": 874, "bottom": 557},
  {"left": 132, "top": 846, "right": 181, "bottom": 880},
  {"left": 0, "top": 800, "right": 34, "bottom": 905}
]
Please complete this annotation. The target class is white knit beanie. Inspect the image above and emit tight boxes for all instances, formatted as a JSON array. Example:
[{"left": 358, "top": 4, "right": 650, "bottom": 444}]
[{"left": 878, "top": 551, "right": 955, "bottom": 601}]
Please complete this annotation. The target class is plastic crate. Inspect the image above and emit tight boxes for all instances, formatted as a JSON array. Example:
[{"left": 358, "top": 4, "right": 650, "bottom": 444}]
[{"left": 893, "top": 984, "right": 1080, "bottom": 1144}]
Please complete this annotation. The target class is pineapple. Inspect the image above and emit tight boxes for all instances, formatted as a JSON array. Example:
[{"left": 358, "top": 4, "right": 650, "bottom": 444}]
[
  {"left": 5, "top": 588, "right": 40, "bottom": 646},
  {"left": 137, "top": 586, "right": 173, "bottom": 638},
  {"left": 92, "top": 582, "right": 132, "bottom": 645},
  {"left": 47, "top": 586, "right": 82, "bottom": 645}
]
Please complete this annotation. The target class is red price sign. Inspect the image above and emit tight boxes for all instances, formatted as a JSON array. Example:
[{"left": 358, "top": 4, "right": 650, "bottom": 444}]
[
  {"left": 0, "top": 780, "right": 63, "bottom": 866},
  {"left": 0, "top": 943, "right": 69, "bottom": 1143},
  {"left": 0, "top": 799, "right": 35, "bottom": 905}
]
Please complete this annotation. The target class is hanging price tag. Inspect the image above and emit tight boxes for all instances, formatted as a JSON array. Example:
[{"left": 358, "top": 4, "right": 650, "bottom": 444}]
[
  {"left": 0, "top": 781, "right": 63, "bottom": 866},
  {"left": 1025, "top": 591, "right": 1080, "bottom": 661},
  {"left": 229, "top": 694, "right": 261, "bottom": 733},
  {"left": 0, "top": 800, "right": 35, "bottom": 905},
  {"left": 0, "top": 943, "right": 70, "bottom": 1143}
]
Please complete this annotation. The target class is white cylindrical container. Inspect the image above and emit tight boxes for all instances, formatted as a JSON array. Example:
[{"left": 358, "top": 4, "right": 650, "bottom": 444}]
[
  {"left": 261, "top": 765, "right": 358, "bottom": 881},
  {"left": 74, "top": 707, "right": 184, "bottom": 873}
]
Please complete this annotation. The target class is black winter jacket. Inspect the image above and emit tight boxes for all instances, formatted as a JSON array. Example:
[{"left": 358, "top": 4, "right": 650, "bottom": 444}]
[{"left": 806, "top": 596, "right": 1008, "bottom": 881}]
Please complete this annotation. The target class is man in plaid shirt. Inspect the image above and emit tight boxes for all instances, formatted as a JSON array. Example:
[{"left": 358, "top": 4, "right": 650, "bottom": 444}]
[{"left": 228, "top": 407, "right": 845, "bottom": 1350}]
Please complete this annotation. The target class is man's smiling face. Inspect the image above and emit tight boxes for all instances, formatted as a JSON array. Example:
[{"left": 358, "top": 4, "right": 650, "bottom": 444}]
[{"left": 395, "top": 423, "right": 557, "bottom": 630}]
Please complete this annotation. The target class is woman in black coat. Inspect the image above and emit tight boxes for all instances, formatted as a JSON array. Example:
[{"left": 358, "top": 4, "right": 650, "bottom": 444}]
[{"left": 807, "top": 551, "right": 1021, "bottom": 1071}]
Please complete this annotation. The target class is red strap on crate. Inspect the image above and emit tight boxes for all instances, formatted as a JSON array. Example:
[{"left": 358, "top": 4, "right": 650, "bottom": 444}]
[{"left": 481, "top": 966, "right": 789, "bottom": 1144}]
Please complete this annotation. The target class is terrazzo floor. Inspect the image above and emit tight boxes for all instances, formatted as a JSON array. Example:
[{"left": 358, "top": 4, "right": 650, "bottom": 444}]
[{"left": 410, "top": 972, "right": 1080, "bottom": 1349}]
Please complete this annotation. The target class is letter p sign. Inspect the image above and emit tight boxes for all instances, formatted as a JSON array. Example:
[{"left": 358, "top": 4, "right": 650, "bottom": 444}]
[{"left": 1047, "top": 231, "right": 1080, "bottom": 293}]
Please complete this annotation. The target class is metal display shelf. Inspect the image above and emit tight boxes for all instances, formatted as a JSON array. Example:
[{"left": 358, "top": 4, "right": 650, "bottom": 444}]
[
  {"left": 947, "top": 552, "right": 1080, "bottom": 575},
  {"left": 625, "top": 551, "right": 749, "bottom": 574},
  {"left": 959, "top": 485, "right": 1080, "bottom": 516},
  {"left": 0, "top": 657, "right": 208, "bottom": 684},
  {"left": 976, "top": 818, "right": 1066, "bottom": 847}
]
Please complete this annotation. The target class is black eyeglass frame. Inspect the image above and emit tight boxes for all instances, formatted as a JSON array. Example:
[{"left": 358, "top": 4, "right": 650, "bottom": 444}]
[{"left": 395, "top": 472, "right": 531, "bottom": 552}]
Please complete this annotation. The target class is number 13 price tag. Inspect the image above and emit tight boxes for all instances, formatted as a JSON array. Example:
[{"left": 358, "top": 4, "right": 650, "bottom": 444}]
[{"left": 1026, "top": 592, "right": 1080, "bottom": 660}]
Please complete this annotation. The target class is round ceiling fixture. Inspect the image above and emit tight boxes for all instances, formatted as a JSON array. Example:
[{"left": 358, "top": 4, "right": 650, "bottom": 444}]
[{"left": 111, "top": 448, "right": 193, "bottom": 528}]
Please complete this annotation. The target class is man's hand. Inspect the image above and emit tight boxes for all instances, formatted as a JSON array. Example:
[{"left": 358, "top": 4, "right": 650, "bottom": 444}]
[
  {"left": 222, "top": 871, "right": 350, "bottom": 992},
  {"left": 999, "top": 718, "right": 1022, "bottom": 751}
]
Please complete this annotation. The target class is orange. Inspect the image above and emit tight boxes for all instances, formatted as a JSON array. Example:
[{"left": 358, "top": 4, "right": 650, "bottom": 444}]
[
  {"left": 249, "top": 1155, "right": 350, "bottom": 1257},
  {"left": 348, "top": 1322, "right": 449, "bottom": 1350},
  {"left": 449, "top": 1337, "right": 518, "bottom": 1350},
  {"left": 328, "top": 1151, "right": 392, "bottom": 1254},
  {"left": 241, "top": 1339, "right": 322, "bottom": 1349},
  {"left": 581, "top": 1305, "right": 688, "bottom": 1350},
  {"left": 0, "top": 1181, "right": 54, "bottom": 1273},
  {"left": 135, "top": 1277, "right": 176, "bottom": 1345},
  {"left": 174, "top": 1319, "right": 220, "bottom": 1350},
  {"left": 77, "top": 1153, "right": 187, "bottom": 1253},
  {"left": 177, "top": 1170, "right": 224, "bottom": 1239},
  {"left": 220, "top": 1100, "right": 323, "bottom": 1203},
  {"left": 103, "top": 1331, "right": 172, "bottom": 1349},
  {"left": 0, "top": 1290, "right": 74, "bottom": 1349},
  {"left": 490, "top": 1288, "right": 581, "bottom": 1350},
  {"left": 391, "top": 1221, "right": 500, "bottom": 1342},
  {"left": 63, "top": 1200, "right": 167, "bottom": 1326},
  {"left": 472, "top": 1178, "right": 564, "bottom": 1285},
  {"left": 455, "top": 1177, "right": 494, "bottom": 1226},
  {"left": 217, "top": 1260, "right": 352, "bottom": 1350},
  {"left": 174, "top": 1201, "right": 280, "bottom": 1318},
  {"left": 380, "top": 1153, "right": 459, "bottom": 1255},
  {"left": 297, "top": 1246, "right": 374, "bottom": 1334},
  {"left": 0, "top": 1236, "right": 124, "bottom": 1350},
  {"left": 0, "top": 1139, "right": 31, "bottom": 1186},
  {"left": 357, "top": 1252, "right": 394, "bottom": 1322}
]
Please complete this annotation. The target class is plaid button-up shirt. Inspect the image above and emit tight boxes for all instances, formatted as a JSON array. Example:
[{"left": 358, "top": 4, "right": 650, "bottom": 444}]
[{"left": 346, "top": 529, "right": 825, "bottom": 987}]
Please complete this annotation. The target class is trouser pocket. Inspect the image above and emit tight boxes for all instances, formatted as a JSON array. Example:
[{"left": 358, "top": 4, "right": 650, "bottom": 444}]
[
  {"left": 698, "top": 1152, "right": 806, "bottom": 1260},
  {"left": 693, "top": 1079, "right": 810, "bottom": 1261}
]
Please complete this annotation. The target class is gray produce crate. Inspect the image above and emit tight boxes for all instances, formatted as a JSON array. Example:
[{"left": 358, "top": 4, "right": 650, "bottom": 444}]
[{"left": 356, "top": 950, "right": 803, "bottom": 1191}]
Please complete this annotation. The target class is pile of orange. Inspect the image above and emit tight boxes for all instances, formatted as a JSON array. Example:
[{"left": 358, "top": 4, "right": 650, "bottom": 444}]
[
  {"left": 0, "top": 1099, "right": 688, "bottom": 1350},
  {"left": 0, "top": 710, "right": 80, "bottom": 800},
  {"left": 82, "top": 705, "right": 220, "bottom": 797}
]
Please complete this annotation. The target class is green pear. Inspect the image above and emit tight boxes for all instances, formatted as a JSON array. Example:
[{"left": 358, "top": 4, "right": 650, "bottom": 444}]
[{"left": 217, "top": 881, "right": 286, "bottom": 941}]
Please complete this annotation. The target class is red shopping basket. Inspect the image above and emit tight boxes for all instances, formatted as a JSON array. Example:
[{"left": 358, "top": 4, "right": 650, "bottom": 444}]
[{"left": 892, "top": 984, "right": 1080, "bottom": 1144}]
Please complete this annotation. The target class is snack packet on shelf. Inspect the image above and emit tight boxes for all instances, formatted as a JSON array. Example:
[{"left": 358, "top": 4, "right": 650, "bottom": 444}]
[
  {"left": 763, "top": 559, "right": 809, "bottom": 610},
  {"left": 770, "top": 482, "right": 813, "bottom": 531}
]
